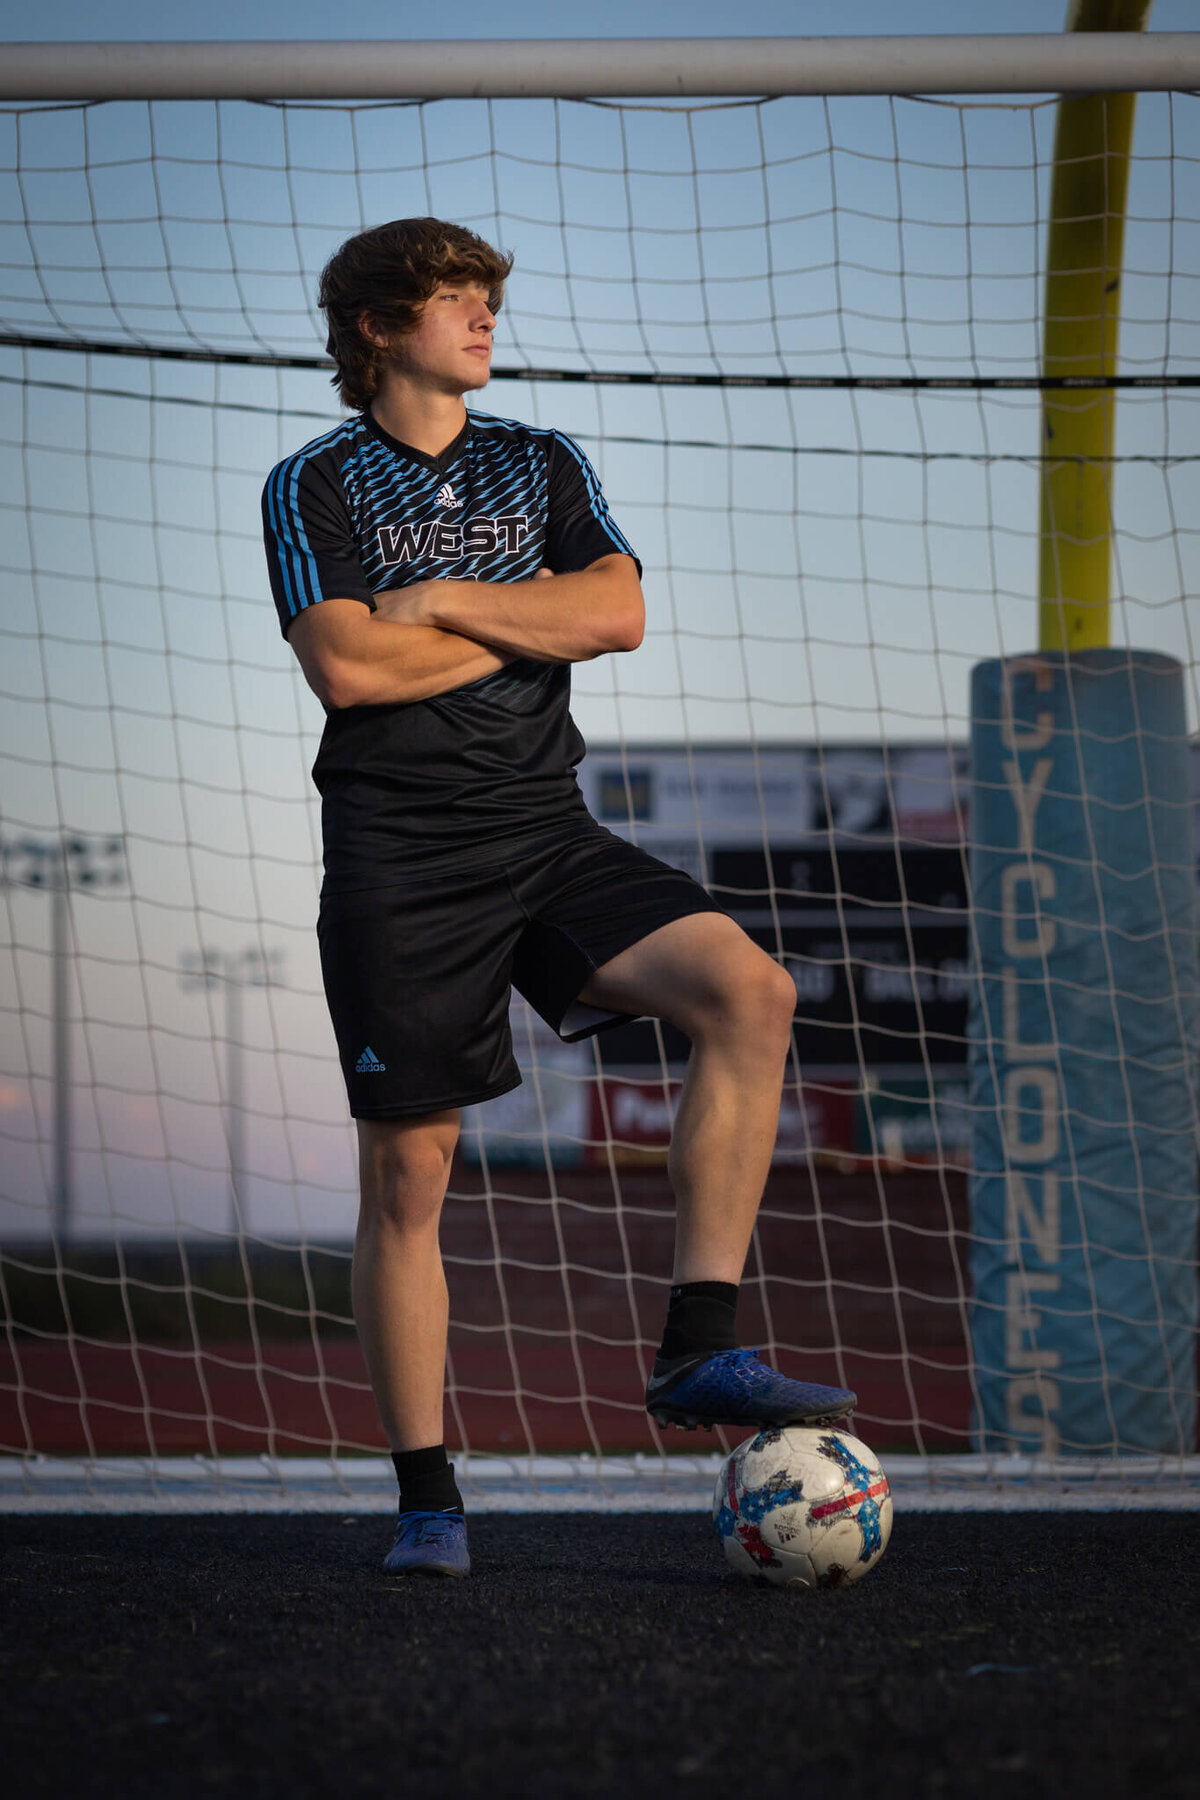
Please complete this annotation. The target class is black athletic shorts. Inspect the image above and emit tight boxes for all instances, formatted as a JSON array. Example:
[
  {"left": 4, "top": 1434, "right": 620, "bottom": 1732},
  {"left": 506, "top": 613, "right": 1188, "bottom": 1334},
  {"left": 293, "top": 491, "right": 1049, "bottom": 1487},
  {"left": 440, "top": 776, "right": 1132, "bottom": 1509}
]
[{"left": 317, "top": 821, "right": 722, "bottom": 1119}]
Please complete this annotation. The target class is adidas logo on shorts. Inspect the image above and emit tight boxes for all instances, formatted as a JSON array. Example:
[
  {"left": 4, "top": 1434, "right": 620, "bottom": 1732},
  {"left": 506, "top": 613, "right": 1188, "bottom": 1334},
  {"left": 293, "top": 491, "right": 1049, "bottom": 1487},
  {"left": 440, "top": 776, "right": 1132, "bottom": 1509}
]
[{"left": 355, "top": 1046, "right": 386, "bottom": 1073}]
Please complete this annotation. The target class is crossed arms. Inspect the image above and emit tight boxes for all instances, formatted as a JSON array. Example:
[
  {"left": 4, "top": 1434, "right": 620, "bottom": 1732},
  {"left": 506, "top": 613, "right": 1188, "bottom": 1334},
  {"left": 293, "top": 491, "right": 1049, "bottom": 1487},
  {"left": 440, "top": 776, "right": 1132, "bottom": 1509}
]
[{"left": 288, "top": 555, "right": 645, "bottom": 710}]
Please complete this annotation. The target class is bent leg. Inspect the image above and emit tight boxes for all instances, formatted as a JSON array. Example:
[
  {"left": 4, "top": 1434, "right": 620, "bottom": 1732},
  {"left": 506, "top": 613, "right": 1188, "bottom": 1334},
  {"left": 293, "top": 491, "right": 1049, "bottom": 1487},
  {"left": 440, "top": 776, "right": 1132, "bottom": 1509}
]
[
  {"left": 580, "top": 913, "right": 855, "bottom": 1427},
  {"left": 353, "top": 1109, "right": 460, "bottom": 1452},
  {"left": 579, "top": 912, "right": 797, "bottom": 1284}
]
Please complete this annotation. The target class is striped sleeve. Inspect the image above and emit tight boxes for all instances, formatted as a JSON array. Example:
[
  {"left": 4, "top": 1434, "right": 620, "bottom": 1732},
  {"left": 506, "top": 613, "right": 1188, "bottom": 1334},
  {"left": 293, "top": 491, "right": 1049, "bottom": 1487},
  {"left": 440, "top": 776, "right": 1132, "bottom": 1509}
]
[
  {"left": 262, "top": 451, "right": 375, "bottom": 638},
  {"left": 543, "top": 432, "right": 641, "bottom": 577}
]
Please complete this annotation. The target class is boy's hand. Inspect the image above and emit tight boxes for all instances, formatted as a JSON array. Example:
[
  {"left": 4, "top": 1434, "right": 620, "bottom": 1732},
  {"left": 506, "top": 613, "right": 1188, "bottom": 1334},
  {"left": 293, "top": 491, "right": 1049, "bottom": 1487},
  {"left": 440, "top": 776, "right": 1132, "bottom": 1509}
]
[{"left": 371, "top": 579, "right": 454, "bottom": 626}]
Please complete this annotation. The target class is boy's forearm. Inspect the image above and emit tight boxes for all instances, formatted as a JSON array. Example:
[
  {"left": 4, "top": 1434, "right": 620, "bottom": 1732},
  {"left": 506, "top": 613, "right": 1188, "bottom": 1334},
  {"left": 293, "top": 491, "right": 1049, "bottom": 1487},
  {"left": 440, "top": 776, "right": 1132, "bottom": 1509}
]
[
  {"left": 349, "top": 621, "right": 510, "bottom": 704},
  {"left": 387, "top": 556, "right": 644, "bottom": 663},
  {"left": 289, "top": 602, "right": 511, "bottom": 708}
]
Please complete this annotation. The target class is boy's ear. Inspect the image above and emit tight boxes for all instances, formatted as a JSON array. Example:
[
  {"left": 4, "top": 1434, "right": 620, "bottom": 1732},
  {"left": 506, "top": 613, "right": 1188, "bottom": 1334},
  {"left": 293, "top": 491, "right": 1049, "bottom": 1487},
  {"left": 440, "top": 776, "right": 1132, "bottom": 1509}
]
[{"left": 357, "top": 310, "right": 396, "bottom": 350}]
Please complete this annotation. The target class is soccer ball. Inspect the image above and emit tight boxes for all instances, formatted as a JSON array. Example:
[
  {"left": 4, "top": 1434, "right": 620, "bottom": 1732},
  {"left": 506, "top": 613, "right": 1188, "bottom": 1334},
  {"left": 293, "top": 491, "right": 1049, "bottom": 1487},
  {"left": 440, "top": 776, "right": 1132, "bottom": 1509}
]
[{"left": 713, "top": 1425, "right": 892, "bottom": 1589}]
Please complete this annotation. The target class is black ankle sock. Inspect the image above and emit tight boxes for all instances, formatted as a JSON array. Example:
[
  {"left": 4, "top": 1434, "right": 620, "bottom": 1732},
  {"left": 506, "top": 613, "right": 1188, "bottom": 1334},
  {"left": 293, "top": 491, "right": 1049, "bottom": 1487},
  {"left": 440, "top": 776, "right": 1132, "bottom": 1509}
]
[
  {"left": 658, "top": 1280, "right": 740, "bottom": 1362},
  {"left": 391, "top": 1444, "right": 464, "bottom": 1515}
]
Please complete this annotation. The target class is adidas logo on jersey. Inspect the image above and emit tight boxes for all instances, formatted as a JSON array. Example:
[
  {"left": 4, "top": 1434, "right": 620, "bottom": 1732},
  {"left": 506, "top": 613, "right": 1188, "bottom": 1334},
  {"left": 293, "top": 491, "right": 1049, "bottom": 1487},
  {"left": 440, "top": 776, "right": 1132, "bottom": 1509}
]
[
  {"left": 435, "top": 482, "right": 463, "bottom": 510},
  {"left": 355, "top": 1046, "right": 386, "bottom": 1074}
]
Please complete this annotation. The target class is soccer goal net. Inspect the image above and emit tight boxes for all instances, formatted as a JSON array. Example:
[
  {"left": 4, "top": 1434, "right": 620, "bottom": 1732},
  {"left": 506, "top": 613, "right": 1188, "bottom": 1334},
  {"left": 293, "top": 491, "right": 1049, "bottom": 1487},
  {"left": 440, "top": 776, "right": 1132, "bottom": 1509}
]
[{"left": 1, "top": 37, "right": 1197, "bottom": 1504}]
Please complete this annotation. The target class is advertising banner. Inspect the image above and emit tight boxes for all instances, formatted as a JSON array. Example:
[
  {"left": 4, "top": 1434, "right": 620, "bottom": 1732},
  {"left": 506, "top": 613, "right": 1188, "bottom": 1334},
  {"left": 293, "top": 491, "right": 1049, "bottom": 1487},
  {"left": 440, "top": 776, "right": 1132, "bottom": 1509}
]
[
  {"left": 854, "top": 1077, "right": 972, "bottom": 1165},
  {"left": 588, "top": 1076, "right": 856, "bottom": 1166}
]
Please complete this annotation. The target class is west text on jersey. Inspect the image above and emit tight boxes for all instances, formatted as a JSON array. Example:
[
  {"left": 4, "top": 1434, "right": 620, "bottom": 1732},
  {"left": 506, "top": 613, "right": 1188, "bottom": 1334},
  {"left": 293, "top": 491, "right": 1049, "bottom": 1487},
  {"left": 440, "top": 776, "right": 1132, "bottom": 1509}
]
[{"left": 375, "top": 514, "right": 530, "bottom": 567}]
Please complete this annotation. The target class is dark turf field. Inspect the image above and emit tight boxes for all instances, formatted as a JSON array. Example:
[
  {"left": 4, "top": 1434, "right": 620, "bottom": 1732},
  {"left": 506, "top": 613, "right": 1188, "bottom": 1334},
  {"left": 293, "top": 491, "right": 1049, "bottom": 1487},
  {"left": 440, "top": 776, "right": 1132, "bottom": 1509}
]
[{"left": 3, "top": 1511, "right": 1197, "bottom": 1798}]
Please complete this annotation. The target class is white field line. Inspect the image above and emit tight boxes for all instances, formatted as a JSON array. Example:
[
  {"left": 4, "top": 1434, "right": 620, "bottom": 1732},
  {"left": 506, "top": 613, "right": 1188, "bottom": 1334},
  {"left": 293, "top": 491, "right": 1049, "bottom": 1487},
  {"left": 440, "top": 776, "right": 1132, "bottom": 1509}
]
[{"left": 2, "top": 1453, "right": 1199, "bottom": 1513}]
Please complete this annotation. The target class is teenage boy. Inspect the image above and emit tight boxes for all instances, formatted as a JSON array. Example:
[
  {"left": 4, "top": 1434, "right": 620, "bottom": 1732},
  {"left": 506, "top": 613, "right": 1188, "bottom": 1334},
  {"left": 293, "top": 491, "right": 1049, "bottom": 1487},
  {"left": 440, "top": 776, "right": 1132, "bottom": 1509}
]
[{"left": 262, "top": 218, "right": 854, "bottom": 1577}]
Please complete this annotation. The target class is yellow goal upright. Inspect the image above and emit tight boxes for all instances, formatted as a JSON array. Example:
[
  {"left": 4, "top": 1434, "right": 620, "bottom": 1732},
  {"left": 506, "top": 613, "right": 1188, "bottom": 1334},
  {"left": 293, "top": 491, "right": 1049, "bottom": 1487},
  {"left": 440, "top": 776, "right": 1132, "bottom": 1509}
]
[{"left": 1038, "top": 0, "right": 1153, "bottom": 653}]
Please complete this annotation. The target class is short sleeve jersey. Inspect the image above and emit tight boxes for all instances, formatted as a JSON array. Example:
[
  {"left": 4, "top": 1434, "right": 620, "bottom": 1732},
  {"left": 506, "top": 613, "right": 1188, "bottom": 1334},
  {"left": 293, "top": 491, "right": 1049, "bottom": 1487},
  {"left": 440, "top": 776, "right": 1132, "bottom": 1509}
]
[{"left": 262, "top": 409, "right": 639, "bottom": 893}]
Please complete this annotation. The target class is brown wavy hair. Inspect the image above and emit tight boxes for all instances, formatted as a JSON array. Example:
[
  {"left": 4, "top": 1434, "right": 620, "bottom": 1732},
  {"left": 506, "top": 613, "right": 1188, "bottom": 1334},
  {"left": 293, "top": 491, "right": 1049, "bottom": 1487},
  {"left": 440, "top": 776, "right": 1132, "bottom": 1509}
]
[{"left": 318, "top": 218, "right": 514, "bottom": 411}]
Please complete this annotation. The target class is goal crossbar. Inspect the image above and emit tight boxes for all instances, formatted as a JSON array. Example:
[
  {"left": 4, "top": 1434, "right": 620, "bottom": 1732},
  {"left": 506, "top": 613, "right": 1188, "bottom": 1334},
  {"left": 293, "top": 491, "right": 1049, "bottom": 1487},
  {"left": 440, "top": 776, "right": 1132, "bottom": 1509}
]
[{"left": 1, "top": 34, "right": 1199, "bottom": 102}]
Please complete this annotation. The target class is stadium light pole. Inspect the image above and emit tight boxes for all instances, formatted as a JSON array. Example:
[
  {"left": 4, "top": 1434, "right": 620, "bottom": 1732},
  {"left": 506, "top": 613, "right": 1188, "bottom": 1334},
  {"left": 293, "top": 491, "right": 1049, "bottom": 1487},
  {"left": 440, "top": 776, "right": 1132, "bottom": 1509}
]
[
  {"left": 178, "top": 945, "right": 285, "bottom": 1238},
  {"left": 0, "top": 831, "right": 128, "bottom": 1243}
]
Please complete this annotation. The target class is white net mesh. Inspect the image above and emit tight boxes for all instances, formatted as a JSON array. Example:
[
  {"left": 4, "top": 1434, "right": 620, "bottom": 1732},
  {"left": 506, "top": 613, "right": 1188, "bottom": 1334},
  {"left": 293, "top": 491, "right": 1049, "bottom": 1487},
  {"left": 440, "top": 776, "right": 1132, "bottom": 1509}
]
[{"left": 1, "top": 90, "right": 1196, "bottom": 1482}]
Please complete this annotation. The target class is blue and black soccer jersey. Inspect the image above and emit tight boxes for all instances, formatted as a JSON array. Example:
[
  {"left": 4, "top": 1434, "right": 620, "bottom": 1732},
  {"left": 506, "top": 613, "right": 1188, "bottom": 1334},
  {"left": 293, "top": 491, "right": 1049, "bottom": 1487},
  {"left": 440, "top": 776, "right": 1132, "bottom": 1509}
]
[{"left": 262, "top": 409, "right": 638, "bottom": 892}]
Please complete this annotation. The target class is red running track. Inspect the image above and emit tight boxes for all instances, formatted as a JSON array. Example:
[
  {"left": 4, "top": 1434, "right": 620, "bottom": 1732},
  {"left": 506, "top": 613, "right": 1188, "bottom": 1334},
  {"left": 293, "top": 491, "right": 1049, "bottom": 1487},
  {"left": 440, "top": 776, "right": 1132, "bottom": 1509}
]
[
  {"left": 1, "top": 1168, "right": 975, "bottom": 1456},
  {"left": 0, "top": 1336, "right": 972, "bottom": 1458}
]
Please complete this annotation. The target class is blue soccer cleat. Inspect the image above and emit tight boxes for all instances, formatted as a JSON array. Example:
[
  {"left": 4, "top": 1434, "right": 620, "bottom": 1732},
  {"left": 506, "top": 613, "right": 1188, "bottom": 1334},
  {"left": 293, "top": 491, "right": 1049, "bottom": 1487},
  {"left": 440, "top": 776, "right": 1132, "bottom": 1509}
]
[
  {"left": 382, "top": 1509, "right": 471, "bottom": 1578},
  {"left": 645, "top": 1346, "right": 856, "bottom": 1431}
]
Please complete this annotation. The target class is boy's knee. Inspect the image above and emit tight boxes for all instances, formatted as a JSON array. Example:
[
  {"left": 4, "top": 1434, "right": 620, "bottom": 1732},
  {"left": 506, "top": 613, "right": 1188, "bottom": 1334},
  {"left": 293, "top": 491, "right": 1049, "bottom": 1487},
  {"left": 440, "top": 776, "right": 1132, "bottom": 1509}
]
[
  {"left": 696, "top": 933, "right": 796, "bottom": 1050},
  {"left": 739, "top": 948, "right": 798, "bottom": 1047},
  {"left": 358, "top": 1113, "right": 459, "bottom": 1232}
]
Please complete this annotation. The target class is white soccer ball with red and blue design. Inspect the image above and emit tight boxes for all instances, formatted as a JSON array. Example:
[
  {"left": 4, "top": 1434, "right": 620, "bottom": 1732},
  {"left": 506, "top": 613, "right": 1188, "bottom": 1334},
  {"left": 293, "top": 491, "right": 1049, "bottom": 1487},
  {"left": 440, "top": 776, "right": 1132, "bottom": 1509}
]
[{"left": 713, "top": 1425, "right": 892, "bottom": 1589}]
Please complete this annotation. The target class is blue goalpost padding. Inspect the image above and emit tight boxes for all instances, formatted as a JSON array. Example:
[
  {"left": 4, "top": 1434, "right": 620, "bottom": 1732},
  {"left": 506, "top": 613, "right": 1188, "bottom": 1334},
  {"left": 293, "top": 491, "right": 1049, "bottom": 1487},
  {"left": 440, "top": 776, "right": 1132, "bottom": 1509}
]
[{"left": 969, "top": 650, "right": 1198, "bottom": 1455}]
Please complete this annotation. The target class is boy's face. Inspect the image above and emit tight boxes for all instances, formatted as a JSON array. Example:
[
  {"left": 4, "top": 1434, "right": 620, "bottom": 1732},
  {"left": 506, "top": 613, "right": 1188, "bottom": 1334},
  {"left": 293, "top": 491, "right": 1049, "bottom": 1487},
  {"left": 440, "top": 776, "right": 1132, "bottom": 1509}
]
[{"left": 381, "top": 280, "right": 496, "bottom": 395}]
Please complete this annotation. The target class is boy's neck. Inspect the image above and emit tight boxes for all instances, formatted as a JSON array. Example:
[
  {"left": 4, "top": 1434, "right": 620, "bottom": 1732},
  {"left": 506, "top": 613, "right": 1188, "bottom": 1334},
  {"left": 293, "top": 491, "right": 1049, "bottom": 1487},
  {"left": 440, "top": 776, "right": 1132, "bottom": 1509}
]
[{"left": 368, "top": 376, "right": 469, "bottom": 459}]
